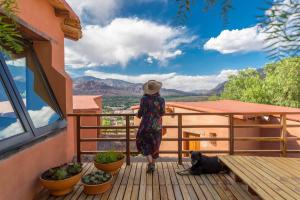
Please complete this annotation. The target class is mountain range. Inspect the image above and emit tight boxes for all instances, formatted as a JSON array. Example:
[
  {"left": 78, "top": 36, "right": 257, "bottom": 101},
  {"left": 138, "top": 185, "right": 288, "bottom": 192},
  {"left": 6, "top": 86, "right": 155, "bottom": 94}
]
[{"left": 73, "top": 76, "right": 225, "bottom": 97}]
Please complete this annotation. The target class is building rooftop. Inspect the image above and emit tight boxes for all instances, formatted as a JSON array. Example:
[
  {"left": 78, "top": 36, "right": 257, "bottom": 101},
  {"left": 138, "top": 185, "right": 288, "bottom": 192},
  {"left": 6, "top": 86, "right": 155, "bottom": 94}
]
[{"left": 73, "top": 95, "right": 102, "bottom": 111}]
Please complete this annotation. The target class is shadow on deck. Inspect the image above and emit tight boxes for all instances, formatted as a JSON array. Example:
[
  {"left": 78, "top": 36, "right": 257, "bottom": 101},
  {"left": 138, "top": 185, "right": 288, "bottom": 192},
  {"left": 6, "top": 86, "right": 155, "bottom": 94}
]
[{"left": 36, "top": 161, "right": 258, "bottom": 200}]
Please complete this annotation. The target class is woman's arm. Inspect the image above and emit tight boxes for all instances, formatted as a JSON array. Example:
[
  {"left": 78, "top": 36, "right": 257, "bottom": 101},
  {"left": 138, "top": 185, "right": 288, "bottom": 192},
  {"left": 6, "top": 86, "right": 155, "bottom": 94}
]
[
  {"left": 160, "top": 98, "right": 166, "bottom": 116},
  {"left": 137, "top": 97, "right": 145, "bottom": 118}
]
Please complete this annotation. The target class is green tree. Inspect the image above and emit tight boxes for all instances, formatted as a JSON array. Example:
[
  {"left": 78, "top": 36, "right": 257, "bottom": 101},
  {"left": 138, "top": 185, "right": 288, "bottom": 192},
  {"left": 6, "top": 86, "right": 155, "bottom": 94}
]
[
  {"left": 221, "top": 57, "right": 300, "bottom": 108},
  {"left": 0, "top": 0, "right": 24, "bottom": 55},
  {"left": 221, "top": 69, "right": 267, "bottom": 104},
  {"left": 264, "top": 57, "right": 300, "bottom": 107}
]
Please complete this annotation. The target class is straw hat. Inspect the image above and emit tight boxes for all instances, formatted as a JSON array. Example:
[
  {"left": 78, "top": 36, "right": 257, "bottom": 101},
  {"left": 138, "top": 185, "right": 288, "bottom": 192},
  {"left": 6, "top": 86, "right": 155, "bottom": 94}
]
[{"left": 143, "top": 80, "right": 162, "bottom": 95}]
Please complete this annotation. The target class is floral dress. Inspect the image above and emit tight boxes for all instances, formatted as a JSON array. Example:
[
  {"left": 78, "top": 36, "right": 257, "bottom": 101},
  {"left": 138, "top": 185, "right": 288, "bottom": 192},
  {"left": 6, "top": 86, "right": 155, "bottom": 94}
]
[{"left": 136, "top": 94, "right": 165, "bottom": 159}]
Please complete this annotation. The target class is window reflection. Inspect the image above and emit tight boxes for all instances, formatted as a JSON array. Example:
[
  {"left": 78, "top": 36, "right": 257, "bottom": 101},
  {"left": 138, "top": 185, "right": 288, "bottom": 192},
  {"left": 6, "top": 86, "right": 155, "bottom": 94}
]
[
  {"left": 0, "top": 81, "right": 24, "bottom": 139},
  {"left": 6, "top": 52, "right": 61, "bottom": 128}
]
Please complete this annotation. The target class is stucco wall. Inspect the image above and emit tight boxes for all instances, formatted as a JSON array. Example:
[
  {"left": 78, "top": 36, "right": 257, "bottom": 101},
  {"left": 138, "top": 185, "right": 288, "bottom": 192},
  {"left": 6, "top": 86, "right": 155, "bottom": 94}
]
[
  {"left": 0, "top": 0, "right": 76, "bottom": 199},
  {"left": 133, "top": 106, "right": 261, "bottom": 157}
]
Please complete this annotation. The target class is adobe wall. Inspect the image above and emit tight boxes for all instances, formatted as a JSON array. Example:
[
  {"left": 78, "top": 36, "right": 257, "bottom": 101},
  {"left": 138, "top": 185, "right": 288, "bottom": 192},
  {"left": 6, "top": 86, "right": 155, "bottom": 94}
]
[{"left": 0, "top": 1, "right": 77, "bottom": 199}]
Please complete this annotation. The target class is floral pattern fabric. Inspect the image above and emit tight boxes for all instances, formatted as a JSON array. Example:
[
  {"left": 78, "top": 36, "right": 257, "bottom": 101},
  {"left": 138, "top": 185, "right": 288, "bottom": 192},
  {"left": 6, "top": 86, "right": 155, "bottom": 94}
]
[{"left": 136, "top": 94, "right": 165, "bottom": 159}]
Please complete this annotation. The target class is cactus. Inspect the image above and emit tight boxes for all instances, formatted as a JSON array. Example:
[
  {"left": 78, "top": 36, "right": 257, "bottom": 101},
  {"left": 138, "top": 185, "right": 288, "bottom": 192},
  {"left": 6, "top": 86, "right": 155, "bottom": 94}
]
[
  {"left": 82, "top": 170, "right": 112, "bottom": 185},
  {"left": 94, "top": 151, "right": 124, "bottom": 164}
]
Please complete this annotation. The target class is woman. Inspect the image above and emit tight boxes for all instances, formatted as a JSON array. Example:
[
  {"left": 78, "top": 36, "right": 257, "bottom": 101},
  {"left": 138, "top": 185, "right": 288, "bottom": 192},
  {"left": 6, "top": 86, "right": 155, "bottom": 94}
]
[{"left": 136, "top": 80, "right": 165, "bottom": 173}]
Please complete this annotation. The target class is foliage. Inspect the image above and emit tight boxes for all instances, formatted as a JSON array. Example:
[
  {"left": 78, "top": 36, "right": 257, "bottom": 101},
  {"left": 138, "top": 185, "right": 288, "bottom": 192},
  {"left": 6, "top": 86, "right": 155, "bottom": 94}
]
[
  {"left": 264, "top": 57, "right": 300, "bottom": 107},
  {"left": 42, "top": 163, "right": 82, "bottom": 180},
  {"left": 176, "top": 0, "right": 300, "bottom": 60},
  {"left": 0, "top": 0, "right": 24, "bottom": 55},
  {"left": 176, "top": 0, "right": 232, "bottom": 24},
  {"left": 94, "top": 151, "right": 124, "bottom": 164},
  {"left": 82, "top": 170, "right": 112, "bottom": 185},
  {"left": 221, "top": 57, "right": 300, "bottom": 108},
  {"left": 258, "top": 0, "right": 300, "bottom": 60}
]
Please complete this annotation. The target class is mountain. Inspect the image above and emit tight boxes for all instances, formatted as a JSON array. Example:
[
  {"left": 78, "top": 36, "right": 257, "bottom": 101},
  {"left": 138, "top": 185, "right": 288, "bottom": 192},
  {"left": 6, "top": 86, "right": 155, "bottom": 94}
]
[{"left": 73, "top": 76, "right": 197, "bottom": 96}]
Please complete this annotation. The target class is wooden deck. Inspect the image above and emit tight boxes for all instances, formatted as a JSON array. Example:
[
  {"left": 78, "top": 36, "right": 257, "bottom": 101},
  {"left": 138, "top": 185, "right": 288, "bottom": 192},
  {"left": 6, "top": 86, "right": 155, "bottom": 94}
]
[
  {"left": 37, "top": 162, "right": 256, "bottom": 200},
  {"left": 219, "top": 156, "right": 300, "bottom": 200}
]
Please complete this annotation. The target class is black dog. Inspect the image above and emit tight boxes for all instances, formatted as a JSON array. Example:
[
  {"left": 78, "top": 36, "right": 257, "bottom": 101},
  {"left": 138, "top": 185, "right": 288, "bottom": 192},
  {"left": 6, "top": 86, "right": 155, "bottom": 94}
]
[{"left": 177, "top": 151, "right": 227, "bottom": 175}]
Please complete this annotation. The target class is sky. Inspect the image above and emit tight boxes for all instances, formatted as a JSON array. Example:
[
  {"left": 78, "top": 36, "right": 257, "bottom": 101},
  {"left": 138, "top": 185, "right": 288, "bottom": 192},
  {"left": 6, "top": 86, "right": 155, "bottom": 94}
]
[{"left": 65, "top": 0, "right": 270, "bottom": 92}]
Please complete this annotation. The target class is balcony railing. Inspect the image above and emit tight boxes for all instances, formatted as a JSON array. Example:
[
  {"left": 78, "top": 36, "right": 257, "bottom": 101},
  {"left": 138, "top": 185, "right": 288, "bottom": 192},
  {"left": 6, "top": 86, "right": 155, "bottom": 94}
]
[{"left": 68, "top": 112, "right": 300, "bottom": 165}]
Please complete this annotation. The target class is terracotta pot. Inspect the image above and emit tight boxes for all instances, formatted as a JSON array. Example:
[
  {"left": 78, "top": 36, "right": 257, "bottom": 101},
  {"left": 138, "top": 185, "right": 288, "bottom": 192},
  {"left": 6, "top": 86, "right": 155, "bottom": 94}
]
[
  {"left": 40, "top": 172, "right": 81, "bottom": 196},
  {"left": 82, "top": 176, "right": 113, "bottom": 195},
  {"left": 94, "top": 158, "right": 124, "bottom": 175}
]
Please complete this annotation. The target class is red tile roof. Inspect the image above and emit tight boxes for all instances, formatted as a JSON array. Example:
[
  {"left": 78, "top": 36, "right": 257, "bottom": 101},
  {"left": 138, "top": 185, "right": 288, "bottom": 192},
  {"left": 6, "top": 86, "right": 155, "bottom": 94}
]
[
  {"left": 73, "top": 95, "right": 102, "bottom": 110},
  {"left": 131, "top": 100, "right": 300, "bottom": 121}
]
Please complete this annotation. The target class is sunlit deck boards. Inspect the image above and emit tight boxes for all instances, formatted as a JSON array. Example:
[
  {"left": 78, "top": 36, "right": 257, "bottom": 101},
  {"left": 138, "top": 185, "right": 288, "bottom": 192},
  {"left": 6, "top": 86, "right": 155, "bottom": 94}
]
[
  {"left": 219, "top": 156, "right": 300, "bottom": 200},
  {"left": 37, "top": 161, "right": 256, "bottom": 200}
]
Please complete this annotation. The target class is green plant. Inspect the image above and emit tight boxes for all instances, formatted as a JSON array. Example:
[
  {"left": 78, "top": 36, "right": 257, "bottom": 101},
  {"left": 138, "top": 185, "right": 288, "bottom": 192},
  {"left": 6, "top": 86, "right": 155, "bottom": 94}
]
[
  {"left": 94, "top": 151, "right": 124, "bottom": 164},
  {"left": 82, "top": 170, "right": 112, "bottom": 185},
  {"left": 0, "top": 0, "right": 24, "bottom": 55},
  {"left": 42, "top": 163, "right": 82, "bottom": 180}
]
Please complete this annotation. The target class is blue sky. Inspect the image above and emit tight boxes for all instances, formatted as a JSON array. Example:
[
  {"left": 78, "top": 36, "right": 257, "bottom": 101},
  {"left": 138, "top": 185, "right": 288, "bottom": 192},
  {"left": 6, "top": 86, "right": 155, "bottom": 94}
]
[{"left": 65, "top": 0, "right": 270, "bottom": 91}]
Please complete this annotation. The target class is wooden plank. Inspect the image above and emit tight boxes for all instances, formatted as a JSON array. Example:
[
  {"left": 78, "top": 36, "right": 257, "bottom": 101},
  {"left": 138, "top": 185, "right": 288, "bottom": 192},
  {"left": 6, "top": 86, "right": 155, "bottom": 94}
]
[
  {"left": 138, "top": 163, "right": 147, "bottom": 200},
  {"left": 182, "top": 163, "right": 207, "bottom": 200},
  {"left": 200, "top": 175, "right": 222, "bottom": 200},
  {"left": 162, "top": 162, "right": 176, "bottom": 200},
  {"left": 153, "top": 163, "right": 160, "bottom": 200},
  {"left": 146, "top": 165, "right": 153, "bottom": 200},
  {"left": 234, "top": 156, "right": 299, "bottom": 199},
  {"left": 123, "top": 162, "right": 137, "bottom": 200},
  {"left": 219, "top": 156, "right": 282, "bottom": 199},
  {"left": 171, "top": 162, "right": 191, "bottom": 200},
  {"left": 106, "top": 164, "right": 126, "bottom": 200},
  {"left": 130, "top": 185, "right": 140, "bottom": 200}
]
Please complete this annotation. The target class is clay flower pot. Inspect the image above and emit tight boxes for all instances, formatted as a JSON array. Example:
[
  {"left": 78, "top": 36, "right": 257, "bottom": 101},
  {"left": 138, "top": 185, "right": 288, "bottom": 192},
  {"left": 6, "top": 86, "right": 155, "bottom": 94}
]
[
  {"left": 94, "top": 158, "right": 124, "bottom": 175},
  {"left": 83, "top": 176, "right": 113, "bottom": 195},
  {"left": 40, "top": 172, "right": 81, "bottom": 196}
]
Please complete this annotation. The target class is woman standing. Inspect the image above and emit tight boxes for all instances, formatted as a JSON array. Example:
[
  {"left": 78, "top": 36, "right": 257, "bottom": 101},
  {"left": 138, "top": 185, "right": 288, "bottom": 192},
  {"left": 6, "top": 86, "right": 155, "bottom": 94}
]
[{"left": 136, "top": 80, "right": 165, "bottom": 173}]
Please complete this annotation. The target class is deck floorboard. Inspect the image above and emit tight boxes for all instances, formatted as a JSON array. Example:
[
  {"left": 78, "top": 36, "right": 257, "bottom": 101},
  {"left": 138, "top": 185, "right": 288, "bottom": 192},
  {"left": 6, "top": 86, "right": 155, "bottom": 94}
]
[{"left": 36, "top": 161, "right": 256, "bottom": 200}]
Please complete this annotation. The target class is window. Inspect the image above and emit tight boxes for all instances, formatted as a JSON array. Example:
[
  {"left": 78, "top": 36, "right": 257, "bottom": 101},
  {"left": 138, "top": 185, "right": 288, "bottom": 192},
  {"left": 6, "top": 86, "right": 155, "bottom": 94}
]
[
  {"left": 0, "top": 80, "right": 24, "bottom": 139},
  {"left": 209, "top": 132, "right": 217, "bottom": 146},
  {"left": 0, "top": 47, "right": 66, "bottom": 155}
]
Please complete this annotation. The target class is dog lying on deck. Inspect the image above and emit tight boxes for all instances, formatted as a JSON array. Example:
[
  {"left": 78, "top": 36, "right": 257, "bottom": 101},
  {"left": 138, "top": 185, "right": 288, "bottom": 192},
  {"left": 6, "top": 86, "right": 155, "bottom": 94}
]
[{"left": 177, "top": 151, "right": 228, "bottom": 175}]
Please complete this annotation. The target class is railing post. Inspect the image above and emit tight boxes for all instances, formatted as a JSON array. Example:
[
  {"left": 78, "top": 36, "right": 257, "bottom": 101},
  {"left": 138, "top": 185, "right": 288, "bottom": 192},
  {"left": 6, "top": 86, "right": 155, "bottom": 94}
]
[
  {"left": 178, "top": 114, "right": 183, "bottom": 165},
  {"left": 76, "top": 116, "right": 81, "bottom": 163},
  {"left": 229, "top": 114, "right": 234, "bottom": 155},
  {"left": 280, "top": 114, "right": 287, "bottom": 157},
  {"left": 126, "top": 115, "right": 131, "bottom": 165}
]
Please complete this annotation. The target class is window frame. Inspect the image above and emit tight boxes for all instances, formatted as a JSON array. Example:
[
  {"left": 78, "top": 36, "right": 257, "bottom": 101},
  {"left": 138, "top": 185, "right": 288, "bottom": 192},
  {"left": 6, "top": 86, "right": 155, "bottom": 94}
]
[{"left": 0, "top": 47, "right": 66, "bottom": 156}]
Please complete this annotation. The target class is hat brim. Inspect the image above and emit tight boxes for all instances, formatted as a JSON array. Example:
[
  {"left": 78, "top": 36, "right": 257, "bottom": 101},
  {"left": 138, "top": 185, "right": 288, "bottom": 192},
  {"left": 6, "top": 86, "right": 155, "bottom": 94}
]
[{"left": 143, "top": 81, "right": 162, "bottom": 95}]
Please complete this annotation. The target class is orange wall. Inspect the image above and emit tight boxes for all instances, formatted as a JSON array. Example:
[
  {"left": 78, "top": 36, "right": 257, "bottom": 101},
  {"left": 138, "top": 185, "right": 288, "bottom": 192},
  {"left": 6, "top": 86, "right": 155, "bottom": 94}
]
[
  {"left": 0, "top": 0, "right": 76, "bottom": 199},
  {"left": 134, "top": 107, "right": 261, "bottom": 157}
]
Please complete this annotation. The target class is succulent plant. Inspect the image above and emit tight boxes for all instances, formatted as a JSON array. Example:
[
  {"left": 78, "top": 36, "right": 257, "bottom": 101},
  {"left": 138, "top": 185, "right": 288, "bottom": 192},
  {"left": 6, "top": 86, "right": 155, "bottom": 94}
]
[
  {"left": 94, "top": 151, "right": 124, "bottom": 164},
  {"left": 82, "top": 170, "right": 112, "bottom": 185},
  {"left": 42, "top": 163, "right": 82, "bottom": 180}
]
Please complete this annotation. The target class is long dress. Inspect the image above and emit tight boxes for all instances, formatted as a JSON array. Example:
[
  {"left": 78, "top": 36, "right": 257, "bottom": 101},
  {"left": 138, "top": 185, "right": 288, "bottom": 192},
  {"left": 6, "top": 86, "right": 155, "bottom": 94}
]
[{"left": 136, "top": 93, "right": 165, "bottom": 159}]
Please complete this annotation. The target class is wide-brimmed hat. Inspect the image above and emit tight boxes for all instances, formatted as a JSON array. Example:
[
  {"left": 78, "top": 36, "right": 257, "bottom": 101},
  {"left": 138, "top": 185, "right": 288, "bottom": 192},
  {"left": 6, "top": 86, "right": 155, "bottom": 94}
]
[{"left": 143, "top": 80, "right": 162, "bottom": 95}]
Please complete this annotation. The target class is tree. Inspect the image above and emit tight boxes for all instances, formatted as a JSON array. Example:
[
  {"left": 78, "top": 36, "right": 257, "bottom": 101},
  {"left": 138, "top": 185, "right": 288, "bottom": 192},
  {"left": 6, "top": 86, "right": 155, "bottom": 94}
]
[
  {"left": 221, "top": 69, "right": 267, "bottom": 104},
  {"left": 264, "top": 57, "right": 300, "bottom": 107},
  {"left": 176, "top": 0, "right": 300, "bottom": 60},
  {"left": 0, "top": 0, "right": 24, "bottom": 55},
  {"left": 221, "top": 57, "right": 300, "bottom": 108}
]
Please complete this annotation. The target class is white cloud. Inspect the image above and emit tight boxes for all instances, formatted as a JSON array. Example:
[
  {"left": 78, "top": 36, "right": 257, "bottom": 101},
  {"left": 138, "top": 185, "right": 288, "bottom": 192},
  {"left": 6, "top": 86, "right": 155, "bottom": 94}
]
[
  {"left": 203, "top": 26, "right": 265, "bottom": 54},
  {"left": 0, "top": 106, "right": 56, "bottom": 139},
  {"left": 66, "top": 18, "right": 196, "bottom": 68},
  {"left": 66, "top": 0, "right": 121, "bottom": 25},
  {"left": 84, "top": 69, "right": 238, "bottom": 91}
]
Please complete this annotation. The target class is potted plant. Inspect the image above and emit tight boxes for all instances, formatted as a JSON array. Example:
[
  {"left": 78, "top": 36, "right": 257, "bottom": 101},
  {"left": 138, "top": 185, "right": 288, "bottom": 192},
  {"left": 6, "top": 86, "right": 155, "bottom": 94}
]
[
  {"left": 82, "top": 170, "right": 113, "bottom": 195},
  {"left": 94, "top": 151, "right": 124, "bottom": 175},
  {"left": 40, "top": 163, "right": 82, "bottom": 196}
]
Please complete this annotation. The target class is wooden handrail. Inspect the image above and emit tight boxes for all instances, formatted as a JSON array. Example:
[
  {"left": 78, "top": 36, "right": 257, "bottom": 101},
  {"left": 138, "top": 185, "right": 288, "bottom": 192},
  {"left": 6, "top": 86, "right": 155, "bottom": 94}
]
[{"left": 71, "top": 112, "right": 300, "bottom": 164}]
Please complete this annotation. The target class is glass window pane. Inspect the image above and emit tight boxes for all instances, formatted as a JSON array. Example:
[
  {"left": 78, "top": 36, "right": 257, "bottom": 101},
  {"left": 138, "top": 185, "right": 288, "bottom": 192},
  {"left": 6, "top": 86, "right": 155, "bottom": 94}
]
[
  {"left": 5, "top": 52, "right": 61, "bottom": 128},
  {"left": 0, "top": 80, "right": 24, "bottom": 140}
]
